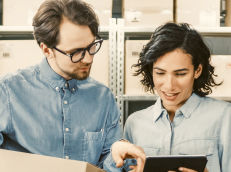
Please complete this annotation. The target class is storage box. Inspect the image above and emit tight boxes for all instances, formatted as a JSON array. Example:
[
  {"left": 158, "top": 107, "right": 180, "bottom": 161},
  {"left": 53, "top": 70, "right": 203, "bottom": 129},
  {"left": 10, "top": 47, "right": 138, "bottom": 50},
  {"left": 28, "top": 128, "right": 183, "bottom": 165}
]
[
  {"left": 176, "top": 0, "right": 220, "bottom": 27},
  {"left": 125, "top": 40, "right": 153, "bottom": 96},
  {"left": 0, "top": 149, "right": 105, "bottom": 172},
  {"left": 3, "top": 0, "right": 112, "bottom": 26},
  {"left": 124, "top": 0, "right": 173, "bottom": 27},
  {"left": 84, "top": 0, "right": 112, "bottom": 26},
  {"left": 210, "top": 55, "right": 231, "bottom": 97},
  {"left": 90, "top": 40, "right": 109, "bottom": 86},
  {"left": 0, "top": 40, "right": 43, "bottom": 76},
  {"left": 3, "top": 0, "right": 43, "bottom": 26}
]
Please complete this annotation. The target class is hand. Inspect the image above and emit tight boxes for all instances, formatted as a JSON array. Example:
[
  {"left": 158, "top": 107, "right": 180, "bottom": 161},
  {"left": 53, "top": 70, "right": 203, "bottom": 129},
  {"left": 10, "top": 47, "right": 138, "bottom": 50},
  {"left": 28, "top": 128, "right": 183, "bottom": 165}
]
[
  {"left": 168, "top": 167, "right": 209, "bottom": 172},
  {"left": 111, "top": 140, "right": 146, "bottom": 172}
]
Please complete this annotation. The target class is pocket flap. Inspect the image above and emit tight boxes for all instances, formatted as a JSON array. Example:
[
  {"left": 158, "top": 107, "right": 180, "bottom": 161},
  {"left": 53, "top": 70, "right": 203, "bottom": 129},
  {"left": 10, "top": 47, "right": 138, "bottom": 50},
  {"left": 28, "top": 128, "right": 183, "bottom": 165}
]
[{"left": 176, "top": 139, "right": 215, "bottom": 156}]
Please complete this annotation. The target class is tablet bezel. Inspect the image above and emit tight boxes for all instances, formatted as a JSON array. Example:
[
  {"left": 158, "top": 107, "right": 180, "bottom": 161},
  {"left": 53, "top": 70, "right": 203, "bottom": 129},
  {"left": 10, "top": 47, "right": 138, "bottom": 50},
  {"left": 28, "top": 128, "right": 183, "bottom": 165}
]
[{"left": 144, "top": 155, "right": 207, "bottom": 172}]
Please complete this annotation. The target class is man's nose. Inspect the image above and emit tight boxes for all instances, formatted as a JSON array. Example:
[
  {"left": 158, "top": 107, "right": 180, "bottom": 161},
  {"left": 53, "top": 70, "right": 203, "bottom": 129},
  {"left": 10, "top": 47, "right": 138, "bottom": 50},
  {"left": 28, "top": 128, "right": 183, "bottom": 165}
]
[
  {"left": 81, "top": 51, "right": 93, "bottom": 64},
  {"left": 164, "top": 75, "right": 175, "bottom": 90}
]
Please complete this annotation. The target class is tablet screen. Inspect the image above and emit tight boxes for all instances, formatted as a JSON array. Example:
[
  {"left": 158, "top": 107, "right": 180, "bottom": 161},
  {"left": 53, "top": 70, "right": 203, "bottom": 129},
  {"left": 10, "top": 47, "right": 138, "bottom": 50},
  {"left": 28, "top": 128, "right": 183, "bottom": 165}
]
[{"left": 144, "top": 155, "right": 207, "bottom": 172}]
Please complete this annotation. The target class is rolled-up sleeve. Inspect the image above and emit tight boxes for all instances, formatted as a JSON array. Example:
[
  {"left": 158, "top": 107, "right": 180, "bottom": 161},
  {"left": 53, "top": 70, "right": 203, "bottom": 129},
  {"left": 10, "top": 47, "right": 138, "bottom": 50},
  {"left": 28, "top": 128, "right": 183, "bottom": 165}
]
[
  {"left": 99, "top": 92, "right": 122, "bottom": 171},
  {"left": 219, "top": 104, "right": 231, "bottom": 172},
  {"left": 0, "top": 81, "right": 12, "bottom": 146}
]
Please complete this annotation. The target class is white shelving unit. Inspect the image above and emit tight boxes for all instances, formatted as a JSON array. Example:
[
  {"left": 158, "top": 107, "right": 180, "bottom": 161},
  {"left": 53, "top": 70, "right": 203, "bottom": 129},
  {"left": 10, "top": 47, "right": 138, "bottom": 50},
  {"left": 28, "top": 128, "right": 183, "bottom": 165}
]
[{"left": 1, "top": 19, "right": 231, "bottom": 125}]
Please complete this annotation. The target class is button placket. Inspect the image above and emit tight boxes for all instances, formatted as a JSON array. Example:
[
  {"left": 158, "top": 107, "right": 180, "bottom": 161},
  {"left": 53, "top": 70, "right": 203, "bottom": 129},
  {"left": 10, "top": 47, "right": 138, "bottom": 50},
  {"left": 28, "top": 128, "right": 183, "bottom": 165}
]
[
  {"left": 55, "top": 87, "right": 59, "bottom": 91},
  {"left": 62, "top": 82, "right": 72, "bottom": 159}
]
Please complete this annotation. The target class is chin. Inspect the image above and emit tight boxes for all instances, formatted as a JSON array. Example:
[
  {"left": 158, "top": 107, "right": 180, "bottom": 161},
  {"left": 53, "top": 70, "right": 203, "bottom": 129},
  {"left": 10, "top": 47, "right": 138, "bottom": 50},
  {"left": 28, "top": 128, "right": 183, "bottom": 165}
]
[{"left": 74, "top": 72, "right": 90, "bottom": 80}]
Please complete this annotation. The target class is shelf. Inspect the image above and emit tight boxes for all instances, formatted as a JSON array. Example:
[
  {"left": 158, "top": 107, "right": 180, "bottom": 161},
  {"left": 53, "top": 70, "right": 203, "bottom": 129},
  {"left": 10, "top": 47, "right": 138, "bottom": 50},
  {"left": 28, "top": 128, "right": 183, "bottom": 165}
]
[
  {"left": 0, "top": 26, "right": 110, "bottom": 40},
  {"left": 122, "top": 95, "right": 158, "bottom": 101},
  {"left": 122, "top": 95, "right": 231, "bottom": 102},
  {"left": 123, "top": 26, "right": 231, "bottom": 39}
]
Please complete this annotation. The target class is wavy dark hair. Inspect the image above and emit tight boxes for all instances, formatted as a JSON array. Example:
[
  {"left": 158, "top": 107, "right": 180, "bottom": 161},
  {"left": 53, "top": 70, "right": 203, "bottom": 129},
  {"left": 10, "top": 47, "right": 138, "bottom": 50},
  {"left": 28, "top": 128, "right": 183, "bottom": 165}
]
[
  {"left": 133, "top": 22, "right": 221, "bottom": 97},
  {"left": 33, "top": 0, "right": 99, "bottom": 48}
]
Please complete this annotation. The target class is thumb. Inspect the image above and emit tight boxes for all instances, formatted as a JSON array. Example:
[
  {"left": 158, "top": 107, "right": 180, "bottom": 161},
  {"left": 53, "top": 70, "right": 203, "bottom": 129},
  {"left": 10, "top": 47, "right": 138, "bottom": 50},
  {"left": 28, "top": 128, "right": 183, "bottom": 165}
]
[{"left": 115, "top": 158, "right": 124, "bottom": 168}]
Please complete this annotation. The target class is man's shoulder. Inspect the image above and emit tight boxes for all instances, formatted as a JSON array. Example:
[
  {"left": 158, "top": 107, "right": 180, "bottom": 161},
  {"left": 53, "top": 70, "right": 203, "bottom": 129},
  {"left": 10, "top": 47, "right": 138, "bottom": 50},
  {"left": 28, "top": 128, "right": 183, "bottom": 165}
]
[
  {"left": 85, "top": 77, "right": 111, "bottom": 91},
  {"left": 127, "top": 104, "right": 155, "bottom": 121},
  {"left": 201, "top": 96, "right": 230, "bottom": 106},
  {"left": 0, "top": 65, "right": 38, "bottom": 86},
  {"left": 199, "top": 96, "right": 231, "bottom": 113}
]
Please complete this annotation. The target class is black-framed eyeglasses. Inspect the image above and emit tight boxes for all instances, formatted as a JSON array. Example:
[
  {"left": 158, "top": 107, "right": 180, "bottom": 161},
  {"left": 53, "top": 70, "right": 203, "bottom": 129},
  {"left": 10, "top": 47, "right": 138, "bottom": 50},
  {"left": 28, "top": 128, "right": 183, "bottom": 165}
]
[{"left": 53, "top": 35, "right": 103, "bottom": 63}]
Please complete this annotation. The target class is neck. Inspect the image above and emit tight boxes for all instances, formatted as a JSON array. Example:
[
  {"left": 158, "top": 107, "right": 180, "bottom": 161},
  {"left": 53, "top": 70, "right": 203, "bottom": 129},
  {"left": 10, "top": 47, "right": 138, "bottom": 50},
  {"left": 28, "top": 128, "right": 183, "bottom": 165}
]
[
  {"left": 47, "top": 58, "right": 71, "bottom": 80},
  {"left": 168, "top": 110, "right": 175, "bottom": 122}
]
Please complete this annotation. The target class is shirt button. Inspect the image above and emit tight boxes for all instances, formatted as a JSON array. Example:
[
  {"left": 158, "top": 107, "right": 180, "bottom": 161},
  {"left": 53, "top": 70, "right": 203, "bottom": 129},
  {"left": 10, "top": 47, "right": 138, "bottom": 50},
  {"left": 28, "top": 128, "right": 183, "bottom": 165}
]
[
  {"left": 55, "top": 87, "right": 59, "bottom": 91},
  {"left": 65, "top": 156, "right": 69, "bottom": 159},
  {"left": 65, "top": 83, "right": 68, "bottom": 88},
  {"left": 64, "top": 100, "right": 68, "bottom": 104},
  {"left": 65, "top": 128, "right": 69, "bottom": 132},
  {"left": 72, "top": 88, "right": 75, "bottom": 91}
]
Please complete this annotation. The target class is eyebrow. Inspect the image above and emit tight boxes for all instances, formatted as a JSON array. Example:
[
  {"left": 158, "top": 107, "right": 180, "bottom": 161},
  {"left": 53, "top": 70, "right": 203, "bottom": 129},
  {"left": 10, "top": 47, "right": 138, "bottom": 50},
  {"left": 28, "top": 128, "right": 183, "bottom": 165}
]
[
  {"left": 66, "top": 38, "right": 96, "bottom": 53},
  {"left": 153, "top": 67, "right": 189, "bottom": 72}
]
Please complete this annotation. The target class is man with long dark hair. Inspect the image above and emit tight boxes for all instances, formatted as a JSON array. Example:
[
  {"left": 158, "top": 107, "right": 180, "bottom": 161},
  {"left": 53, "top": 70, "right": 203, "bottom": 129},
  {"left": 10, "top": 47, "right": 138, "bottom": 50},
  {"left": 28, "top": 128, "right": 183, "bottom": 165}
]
[{"left": 124, "top": 22, "right": 231, "bottom": 172}]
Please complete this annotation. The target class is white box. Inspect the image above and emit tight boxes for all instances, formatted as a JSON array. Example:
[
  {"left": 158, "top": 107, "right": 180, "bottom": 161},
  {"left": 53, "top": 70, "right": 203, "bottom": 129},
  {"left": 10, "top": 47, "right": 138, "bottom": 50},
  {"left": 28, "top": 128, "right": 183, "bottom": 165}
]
[
  {"left": 177, "top": 0, "right": 220, "bottom": 27},
  {"left": 84, "top": 0, "right": 112, "bottom": 26},
  {"left": 0, "top": 40, "right": 43, "bottom": 76},
  {"left": 125, "top": 40, "right": 153, "bottom": 96},
  {"left": 3, "top": 0, "right": 44, "bottom": 26},
  {"left": 0, "top": 149, "right": 105, "bottom": 172},
  {"left": 210, "top": 55, "right": 231, "bottom": 97},
  {"left": 3, "top": 0, "right": 112, "bottom": 26},
  {"left": 90, "top": 40, "right": 109, "bottom": 86},
  {"left": 124, "top": 0, "right": 173, "bottom": 27}
]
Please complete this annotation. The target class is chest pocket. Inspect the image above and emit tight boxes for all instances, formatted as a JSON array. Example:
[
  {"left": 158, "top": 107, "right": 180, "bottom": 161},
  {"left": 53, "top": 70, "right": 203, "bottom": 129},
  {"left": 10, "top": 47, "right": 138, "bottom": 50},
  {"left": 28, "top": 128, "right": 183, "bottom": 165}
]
[
  {"left": 174, "top": 139, "right": 215, "bottom": 156},
  {"left": 143, "top": 147, "right": 161, "bottom": 157},
  {"left": 173, "top": 138, "right": 216, "bottom": 169},
  {"left": 83, "top": 129, "right": 105, "bottom": 165}
]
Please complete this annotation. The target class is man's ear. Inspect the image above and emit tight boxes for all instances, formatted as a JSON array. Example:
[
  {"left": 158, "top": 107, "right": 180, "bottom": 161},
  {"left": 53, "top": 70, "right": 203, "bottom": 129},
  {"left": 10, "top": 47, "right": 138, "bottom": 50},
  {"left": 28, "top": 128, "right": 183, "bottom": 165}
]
[
  {"left": 194, "top": 64, "right": 203, "bottom": 79},
  {"left": 40, "top": 42, "right": 54, "bottom": 59}
]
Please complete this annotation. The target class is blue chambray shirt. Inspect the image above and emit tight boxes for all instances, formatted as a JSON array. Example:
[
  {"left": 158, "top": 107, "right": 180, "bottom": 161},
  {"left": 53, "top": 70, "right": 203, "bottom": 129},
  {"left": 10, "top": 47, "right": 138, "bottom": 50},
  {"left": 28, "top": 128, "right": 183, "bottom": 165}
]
[
  {"left": 0, "top": 58, "right": 121, "bottom": 170},
  {"left": 124, "top": 93, "right": 231, "bottom": 172}
]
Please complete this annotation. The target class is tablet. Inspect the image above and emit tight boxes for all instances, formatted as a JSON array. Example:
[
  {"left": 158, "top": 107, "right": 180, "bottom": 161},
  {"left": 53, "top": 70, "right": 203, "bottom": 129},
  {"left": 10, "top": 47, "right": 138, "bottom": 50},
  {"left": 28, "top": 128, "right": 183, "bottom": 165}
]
[{"left": 144, "top": 155, "right": 207, "bottom": 172}]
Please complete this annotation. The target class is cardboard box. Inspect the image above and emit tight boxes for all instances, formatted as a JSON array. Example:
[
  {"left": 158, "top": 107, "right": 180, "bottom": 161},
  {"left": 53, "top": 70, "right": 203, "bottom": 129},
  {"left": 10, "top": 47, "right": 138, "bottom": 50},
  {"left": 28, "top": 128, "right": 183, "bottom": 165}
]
[
  {"left": 176, "top": 0, "right": 220, "bottom": 27},
  {"left": 125, "top": 40, "right": 153, "bottom": 96},
  {"left": 124, "top": 0, "right": 173, "bottom": 27},
  {"left": 0, "top": 149, "right": 105, "bottom": 172},
  {"left": 210, "top": 55, "right": 231, "bottom": 97}
]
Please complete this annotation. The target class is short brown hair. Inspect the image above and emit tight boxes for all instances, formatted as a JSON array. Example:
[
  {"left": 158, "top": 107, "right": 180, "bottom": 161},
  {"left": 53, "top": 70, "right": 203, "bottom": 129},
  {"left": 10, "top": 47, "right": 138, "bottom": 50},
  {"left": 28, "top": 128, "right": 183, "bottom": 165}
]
[{"left": 33, "top": 0, "right": 99, "bottom": 48}]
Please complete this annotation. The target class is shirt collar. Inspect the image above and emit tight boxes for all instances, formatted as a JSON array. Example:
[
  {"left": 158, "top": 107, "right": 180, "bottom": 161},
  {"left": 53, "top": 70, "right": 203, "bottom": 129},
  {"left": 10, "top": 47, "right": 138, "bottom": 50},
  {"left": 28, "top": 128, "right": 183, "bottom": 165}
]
[
  {"left": 38, "top": 58, "right": 89, "bottom": 91},
  {"left": 178, "top": 93, "right": 201, "bottom": 118},
  {"left": 152, "top": 93, "right": 201, "bottom": 122},
  {"left": 152, "top": 97, "right": 166, "bottom": 122}
]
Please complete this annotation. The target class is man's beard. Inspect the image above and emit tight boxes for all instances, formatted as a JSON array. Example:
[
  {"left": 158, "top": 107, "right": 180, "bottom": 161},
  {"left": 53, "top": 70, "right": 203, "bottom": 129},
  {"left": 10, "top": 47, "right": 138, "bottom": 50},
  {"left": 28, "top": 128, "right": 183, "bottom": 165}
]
[{"left": 66, "top": 66, "right": 91, "bottom": 80}]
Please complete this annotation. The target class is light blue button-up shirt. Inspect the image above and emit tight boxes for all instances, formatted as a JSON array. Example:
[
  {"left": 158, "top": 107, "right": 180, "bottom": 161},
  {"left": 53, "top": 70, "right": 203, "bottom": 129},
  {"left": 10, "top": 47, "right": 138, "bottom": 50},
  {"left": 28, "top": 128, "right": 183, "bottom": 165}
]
[
  {"left": 124, "top": 93, "right": 231, "bottom": 172},
  {"left": 0, "top": 58, "right": 121, "bottom": 170}
]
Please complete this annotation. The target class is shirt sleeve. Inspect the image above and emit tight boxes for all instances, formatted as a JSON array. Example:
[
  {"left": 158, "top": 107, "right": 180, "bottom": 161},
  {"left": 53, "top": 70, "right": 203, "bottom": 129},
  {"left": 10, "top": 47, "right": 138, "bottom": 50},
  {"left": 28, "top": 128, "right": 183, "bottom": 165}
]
[
  {"left": 123, "top": 115, "right": 134, "bottom": 143},
  {"left": 0, "top": 81, "right": 12, "bottom": 146},
  {"left": 218, "top": 103, "right": 231, "bottom": 172},
  {"left": 99, "top": 91, "right": 122, "bottom": 171}
]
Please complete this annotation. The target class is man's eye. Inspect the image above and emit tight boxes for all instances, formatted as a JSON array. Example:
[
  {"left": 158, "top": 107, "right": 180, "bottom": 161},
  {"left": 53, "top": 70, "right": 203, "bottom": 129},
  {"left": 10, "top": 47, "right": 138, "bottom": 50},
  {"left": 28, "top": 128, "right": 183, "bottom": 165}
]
[
  {"left": 155, "top": 72, "right": 165, "bottom": 75},
  {"left": 71, "top": 49, "right": 83, "bottom": 55},
  {"left": 176, "top": 73, "right": 186, "bottom": 76}
]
